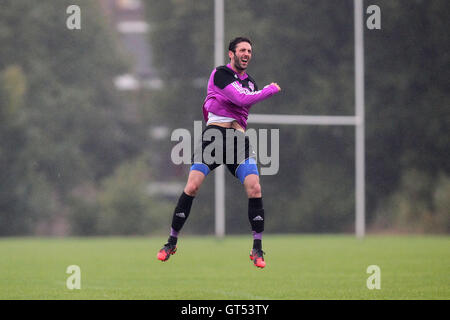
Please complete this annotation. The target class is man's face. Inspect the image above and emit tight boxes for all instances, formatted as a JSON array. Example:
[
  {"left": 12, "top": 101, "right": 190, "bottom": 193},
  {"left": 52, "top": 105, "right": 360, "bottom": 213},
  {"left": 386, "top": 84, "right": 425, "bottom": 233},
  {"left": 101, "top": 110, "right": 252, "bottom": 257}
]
[{"left": 229, "top": 41, "right": 252, "bottom": 72}]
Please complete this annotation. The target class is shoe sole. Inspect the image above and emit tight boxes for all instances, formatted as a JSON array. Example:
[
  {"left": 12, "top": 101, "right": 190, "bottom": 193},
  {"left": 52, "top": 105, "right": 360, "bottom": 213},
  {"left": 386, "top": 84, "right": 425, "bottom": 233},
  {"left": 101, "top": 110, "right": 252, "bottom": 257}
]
[
  {"left": 157, "top": 249, "right": 176, "bottom": 262},
  {"left": 249, "top": 254, "right": 266, "bottom": 268}
]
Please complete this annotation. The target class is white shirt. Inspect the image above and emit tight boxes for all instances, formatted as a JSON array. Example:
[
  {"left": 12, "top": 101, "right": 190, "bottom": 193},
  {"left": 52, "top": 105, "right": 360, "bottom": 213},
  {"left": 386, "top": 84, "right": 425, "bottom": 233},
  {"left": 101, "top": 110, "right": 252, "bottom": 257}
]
[{"left": 207, "top": 112, "right": 236, "bottom": 125}]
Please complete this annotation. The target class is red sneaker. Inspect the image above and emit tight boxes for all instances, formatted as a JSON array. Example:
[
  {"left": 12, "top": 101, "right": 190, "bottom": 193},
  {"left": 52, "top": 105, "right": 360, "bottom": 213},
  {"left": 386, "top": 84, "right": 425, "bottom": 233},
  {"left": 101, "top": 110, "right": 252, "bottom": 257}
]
[
  {"left": 249, "top": 249, "right": 266, "bottom": 268},
  {"left": 157, "top": 243, "right": 177, "bottom": 262}
]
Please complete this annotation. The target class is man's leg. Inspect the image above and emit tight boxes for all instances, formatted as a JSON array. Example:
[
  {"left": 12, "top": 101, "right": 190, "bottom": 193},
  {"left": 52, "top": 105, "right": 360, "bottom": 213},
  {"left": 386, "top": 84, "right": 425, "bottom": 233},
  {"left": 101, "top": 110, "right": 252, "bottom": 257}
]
[
  {"left": 170, "top": 169, "right": 206, "bottom": 241},
  {"left": 230, "top": 137, "right": 266, "bottom": 268},
  {"left": 243, "top": 173, "right": 266, "bottom": 269},
  {"left": 244, "top": 173, "right": 264, "bottom": 247},
  {"left": 157, "top": 168, "right": 207, "bottom": 262}
]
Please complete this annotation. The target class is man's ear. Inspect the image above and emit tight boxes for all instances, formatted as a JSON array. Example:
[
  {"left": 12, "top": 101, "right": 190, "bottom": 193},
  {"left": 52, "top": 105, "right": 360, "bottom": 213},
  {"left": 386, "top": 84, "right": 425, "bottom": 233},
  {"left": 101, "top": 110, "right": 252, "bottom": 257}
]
[{"left": 228, "top": 50, "right": 234, "bottom": 61}]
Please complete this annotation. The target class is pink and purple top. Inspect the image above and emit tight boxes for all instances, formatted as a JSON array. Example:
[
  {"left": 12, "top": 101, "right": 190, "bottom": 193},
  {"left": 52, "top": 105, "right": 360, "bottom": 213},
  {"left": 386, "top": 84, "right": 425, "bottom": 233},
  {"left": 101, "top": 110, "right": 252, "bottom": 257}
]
[{"left": 202, "top": 63, "right": 279, "bottom": 130}]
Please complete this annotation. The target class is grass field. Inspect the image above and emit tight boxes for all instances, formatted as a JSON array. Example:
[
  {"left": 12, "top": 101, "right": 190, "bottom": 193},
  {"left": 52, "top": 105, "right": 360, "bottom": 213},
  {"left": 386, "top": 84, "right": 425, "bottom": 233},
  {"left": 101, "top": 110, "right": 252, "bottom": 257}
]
[{"left": 0, "top": 235, "right": 448, "bottom": 300}]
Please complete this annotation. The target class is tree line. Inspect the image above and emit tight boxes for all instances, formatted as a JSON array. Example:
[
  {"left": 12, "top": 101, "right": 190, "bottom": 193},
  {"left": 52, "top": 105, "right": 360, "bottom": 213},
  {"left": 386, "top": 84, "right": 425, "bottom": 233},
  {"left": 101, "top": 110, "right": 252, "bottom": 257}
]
[{"left": 0, "top": 0, "right": 448, "bottom": 236}]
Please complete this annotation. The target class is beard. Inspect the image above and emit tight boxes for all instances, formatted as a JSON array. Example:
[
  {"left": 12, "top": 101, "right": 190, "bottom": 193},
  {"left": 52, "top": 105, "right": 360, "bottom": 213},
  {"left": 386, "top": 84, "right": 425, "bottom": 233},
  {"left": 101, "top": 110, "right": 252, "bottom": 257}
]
[{"left": 233, "top": 58, "right": 248, "bottom": 71}]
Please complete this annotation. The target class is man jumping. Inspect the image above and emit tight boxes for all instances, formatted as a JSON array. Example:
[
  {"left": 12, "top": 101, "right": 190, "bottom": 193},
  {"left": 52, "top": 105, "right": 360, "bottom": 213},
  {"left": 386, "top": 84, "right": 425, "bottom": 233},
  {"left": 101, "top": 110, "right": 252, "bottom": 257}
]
[{"left": 157, "top": 37, "right": 281, "bottom": 268}]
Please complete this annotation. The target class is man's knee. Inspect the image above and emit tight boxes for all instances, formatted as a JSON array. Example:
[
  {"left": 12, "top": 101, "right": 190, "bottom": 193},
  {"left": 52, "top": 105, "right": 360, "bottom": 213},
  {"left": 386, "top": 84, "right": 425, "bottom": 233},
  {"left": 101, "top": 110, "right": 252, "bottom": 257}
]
[
  {"left": 249, "top": 183, "right": 262, "bottom": 198},
  {"left": 184, "top": 173, "right": 205, "bottom": 196},
  {"left": 186, "top": 165, "right": 208, "bottom": 196},
  {"left": 245, "top": 178, "right": 262, "bottom": 198},
  {"left": 184, "top": 181, "right": 201, "bottom": 196}
]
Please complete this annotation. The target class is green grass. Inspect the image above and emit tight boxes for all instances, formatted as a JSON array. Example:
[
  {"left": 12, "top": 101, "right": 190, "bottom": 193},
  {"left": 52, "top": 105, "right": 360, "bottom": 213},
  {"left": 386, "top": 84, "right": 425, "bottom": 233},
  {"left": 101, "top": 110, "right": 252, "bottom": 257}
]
[{"left": 0, "top": 235, "right": 448, "bottom": 299}]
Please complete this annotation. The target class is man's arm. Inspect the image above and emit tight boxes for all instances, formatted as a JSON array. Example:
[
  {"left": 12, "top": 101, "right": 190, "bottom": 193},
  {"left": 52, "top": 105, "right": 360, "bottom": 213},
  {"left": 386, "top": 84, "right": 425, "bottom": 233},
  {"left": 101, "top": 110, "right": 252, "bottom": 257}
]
[
  {"left": 213, "top": 68, "right": 281, "bottom": 108},
  {"left": 220, "top": 81, "right": 280, "bottom": 107}
]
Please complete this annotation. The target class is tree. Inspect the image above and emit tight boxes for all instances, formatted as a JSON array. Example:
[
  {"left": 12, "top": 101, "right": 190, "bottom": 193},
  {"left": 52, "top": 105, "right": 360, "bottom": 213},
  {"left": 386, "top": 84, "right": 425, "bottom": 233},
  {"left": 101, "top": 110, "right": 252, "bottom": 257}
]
[{"left": 0, "top": 0, "right": 146, "bottom": 235}]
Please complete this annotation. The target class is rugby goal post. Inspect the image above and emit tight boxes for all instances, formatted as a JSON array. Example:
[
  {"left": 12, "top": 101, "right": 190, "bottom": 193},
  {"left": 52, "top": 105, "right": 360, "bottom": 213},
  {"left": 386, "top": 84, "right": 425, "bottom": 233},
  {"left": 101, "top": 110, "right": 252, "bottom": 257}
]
[{"left": 214, "top": 0, "right": 365, "bottom": 238}]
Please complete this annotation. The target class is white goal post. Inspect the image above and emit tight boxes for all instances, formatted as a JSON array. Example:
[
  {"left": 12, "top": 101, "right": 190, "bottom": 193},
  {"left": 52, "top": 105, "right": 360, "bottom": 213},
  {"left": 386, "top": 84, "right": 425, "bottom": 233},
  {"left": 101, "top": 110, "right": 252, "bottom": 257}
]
[{"left": 213, "top": 0, "right": 365, "bottom": 238}]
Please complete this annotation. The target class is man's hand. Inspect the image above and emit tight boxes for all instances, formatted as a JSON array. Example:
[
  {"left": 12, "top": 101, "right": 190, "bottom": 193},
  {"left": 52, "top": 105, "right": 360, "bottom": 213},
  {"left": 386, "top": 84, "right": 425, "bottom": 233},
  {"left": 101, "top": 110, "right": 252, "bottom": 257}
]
[{"left": 271, "top": 82, "right": 281, "bottom": 92}]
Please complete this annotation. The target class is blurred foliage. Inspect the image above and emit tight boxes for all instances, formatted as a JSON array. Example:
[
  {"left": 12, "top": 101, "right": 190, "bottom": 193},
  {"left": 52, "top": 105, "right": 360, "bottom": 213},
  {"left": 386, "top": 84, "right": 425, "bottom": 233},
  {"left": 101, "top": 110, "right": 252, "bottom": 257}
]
[
  {"left": 96, "top": 156, "right": 173, "bottom": 235},
  {"left": 67, "top": 156, "right": 173, "bottom": 236},
  {"left": 0, "top": 0, "right": 448, "bottom": 235},
  {"left": 0, "top": 0, "right": 149, "bottom": 235},
  {"left": 373, "top": 170, "right": 450, "bottom": 233}
]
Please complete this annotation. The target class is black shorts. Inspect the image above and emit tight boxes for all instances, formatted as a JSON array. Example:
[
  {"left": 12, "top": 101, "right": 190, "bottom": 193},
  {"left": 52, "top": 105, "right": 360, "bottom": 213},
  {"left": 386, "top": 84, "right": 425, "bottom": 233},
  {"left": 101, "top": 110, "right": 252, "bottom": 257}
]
[{"left": 190, "top": 125, "right": 258, "bottom": 183}]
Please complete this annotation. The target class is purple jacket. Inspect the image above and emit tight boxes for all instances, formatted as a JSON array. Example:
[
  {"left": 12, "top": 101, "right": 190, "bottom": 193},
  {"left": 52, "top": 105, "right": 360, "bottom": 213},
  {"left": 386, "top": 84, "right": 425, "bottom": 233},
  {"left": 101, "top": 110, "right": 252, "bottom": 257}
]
[{"left": 202, "top": 63, "right": 279, "bottom": 130}]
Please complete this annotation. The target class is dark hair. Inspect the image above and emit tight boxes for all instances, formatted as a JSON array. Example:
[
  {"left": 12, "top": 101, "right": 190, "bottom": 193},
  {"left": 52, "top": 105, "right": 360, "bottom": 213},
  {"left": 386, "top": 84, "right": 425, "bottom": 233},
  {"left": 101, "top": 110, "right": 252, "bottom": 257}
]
[{"left": 228, "top": 37, "right": 252, "bottom": 53}]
